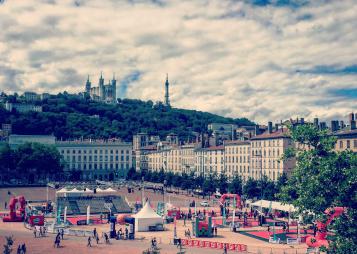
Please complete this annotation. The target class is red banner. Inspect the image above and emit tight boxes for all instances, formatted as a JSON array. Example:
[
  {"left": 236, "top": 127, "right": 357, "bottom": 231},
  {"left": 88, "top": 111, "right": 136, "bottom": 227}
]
[{"left": 181, "top": 239, "right": 247, "bottom": 252}]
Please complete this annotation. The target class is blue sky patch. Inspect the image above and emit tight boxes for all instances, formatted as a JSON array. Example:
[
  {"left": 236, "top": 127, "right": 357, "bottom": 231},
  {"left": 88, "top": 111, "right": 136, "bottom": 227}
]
[{"left": 119, "top": 71, "right": 142, "bottom": 98}]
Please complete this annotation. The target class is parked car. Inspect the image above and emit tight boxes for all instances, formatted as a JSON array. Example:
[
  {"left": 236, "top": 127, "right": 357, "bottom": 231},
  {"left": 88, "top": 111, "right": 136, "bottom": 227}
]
[{"left": 200, "top": 201, "right": 209, "bottom": 207}]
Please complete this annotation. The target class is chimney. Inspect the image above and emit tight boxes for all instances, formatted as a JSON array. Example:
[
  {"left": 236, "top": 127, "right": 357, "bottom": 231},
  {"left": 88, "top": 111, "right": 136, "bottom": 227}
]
[
  {"left": 331, "top": 120, "right": 338, "bottom": 132},
  {"left": 314, "top": 118, "right": 319, "bottom": 129},
  {"left": 232, "top": 129, "right": 237, "bottom": 140},
  {"left": 349, "top": 112, "right": 355, "bottom": 122},
  {"left": 275, "top": 123, "right": 279, "bottom": 131},
  {"left": 254, "top": 125, "right": 260, "bottom": 136},
  {"left": 268, "top": 122, "right": 273, "bottom": 133},
  {"left": 340, "top": 121, "right": 344, "bottom": 129},
  {"left": 349, "top": 112, "right": 356, "bottom": 130}
]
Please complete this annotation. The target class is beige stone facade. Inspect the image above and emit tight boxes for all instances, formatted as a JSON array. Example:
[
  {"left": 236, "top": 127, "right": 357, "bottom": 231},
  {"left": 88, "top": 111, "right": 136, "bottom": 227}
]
[
  {"left": 224, "top": 140, "right": 250, "bottom": 181},
  {"left": 250, "top": 128, "right": 295, "bottom": 181}
]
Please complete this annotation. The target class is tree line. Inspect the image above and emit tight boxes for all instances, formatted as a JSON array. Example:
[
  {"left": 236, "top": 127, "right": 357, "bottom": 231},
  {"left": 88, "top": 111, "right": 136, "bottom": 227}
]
[
  {"left": 0, "top": 143, "right": 64, "bottom": 184},
  {"left": 126, "top": 167, "right": 288, "bottom": 201},
  {"left": 0, "top": 92, "right": 254, "bottom": 142}
]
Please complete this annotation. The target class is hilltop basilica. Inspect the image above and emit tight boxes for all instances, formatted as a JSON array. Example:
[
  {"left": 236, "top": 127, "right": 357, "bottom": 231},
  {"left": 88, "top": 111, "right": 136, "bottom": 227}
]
[
  {"left": 84, "top": 73, "right": 116, "bottom": 103},
  {"left": 83, "top": 73, "right": 171, "bottom": 105}
]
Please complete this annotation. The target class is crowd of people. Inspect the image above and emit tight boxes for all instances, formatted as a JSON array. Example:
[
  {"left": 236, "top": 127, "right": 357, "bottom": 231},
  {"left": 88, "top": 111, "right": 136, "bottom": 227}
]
[
  {"left": 33, "top": 226, "right": 47, "bottom": 238},
  {"left": 87, "top": 228, "right": 111, "bottom": 247},
  {"left": 16, "top": 243, "right": 26, "bottom": 254}
]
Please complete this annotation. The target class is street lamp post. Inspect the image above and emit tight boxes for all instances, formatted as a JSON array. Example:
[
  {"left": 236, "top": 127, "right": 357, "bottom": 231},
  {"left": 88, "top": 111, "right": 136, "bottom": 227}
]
[
  {"left": 163, "top": 180, "right": 167, "bottom": 203},
  {"left": 141, "top": 176, "right": 145, "bottom": 205},
  {"left": 251, "top": 151, "right": 263, "bottom": 213}
]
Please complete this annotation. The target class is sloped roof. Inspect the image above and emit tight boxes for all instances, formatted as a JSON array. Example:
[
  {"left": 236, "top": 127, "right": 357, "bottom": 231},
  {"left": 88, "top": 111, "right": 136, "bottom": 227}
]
[
  {"left": 251, "top": 200, "right": 296, "bottom": 212},
  {"left": 133, "top": 201, "right": 161, "bottom": 219},
  {"left": 251, "top": 128, "right": 290, "bottom": 140}
]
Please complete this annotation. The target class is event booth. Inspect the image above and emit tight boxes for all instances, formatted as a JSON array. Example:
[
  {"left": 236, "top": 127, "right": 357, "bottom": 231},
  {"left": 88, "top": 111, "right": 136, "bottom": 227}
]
[{"left": 133, "top": 202, "right": 163, "bottom": 232}]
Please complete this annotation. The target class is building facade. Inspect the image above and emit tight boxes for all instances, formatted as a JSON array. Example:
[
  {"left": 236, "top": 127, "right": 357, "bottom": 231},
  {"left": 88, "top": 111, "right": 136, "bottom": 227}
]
[
  {"left": 224, "top": 140, "right": 250, "bottom": 181},
  {"left": 56, "top": 140, "right": 132, "bottom": 181},
  {"left": 5, "top": 102, "right": 42, "bottom": 113},
  {"left": 250, "top": 128, "right": 295, "bottom": 181},
  {"left": 195, "top": 146, "right": 225, "bottom": 178}
]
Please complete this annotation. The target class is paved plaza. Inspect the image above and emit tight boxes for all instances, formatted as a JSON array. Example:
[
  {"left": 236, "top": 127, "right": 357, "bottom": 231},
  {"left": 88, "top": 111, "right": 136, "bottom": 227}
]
[{"left": 0, "top": 187, "right": 311, "bottom": 254}]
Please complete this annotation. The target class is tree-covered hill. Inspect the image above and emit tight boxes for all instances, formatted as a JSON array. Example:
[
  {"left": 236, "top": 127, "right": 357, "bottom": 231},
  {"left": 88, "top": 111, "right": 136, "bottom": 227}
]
[{"left": 0, "top": 93, "right": 254, "bottom": 141}]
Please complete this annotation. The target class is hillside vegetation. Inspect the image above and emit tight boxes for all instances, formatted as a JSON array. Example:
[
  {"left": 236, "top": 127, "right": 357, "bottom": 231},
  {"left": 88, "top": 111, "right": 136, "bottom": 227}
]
[{"left": 0, "top": 93, "right": 254, "bottom": 141}]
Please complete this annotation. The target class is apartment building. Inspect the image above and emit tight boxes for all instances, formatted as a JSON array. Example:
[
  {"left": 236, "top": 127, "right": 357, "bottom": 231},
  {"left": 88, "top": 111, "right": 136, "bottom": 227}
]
[
  {"left": 224, "top": 140, "right": 250, "bottom": 181},
  {"left": 56, "top": 140, "right": 133, "bottom": 181},
  {"left": 250, "top": 126, "right": 295, "bottom": 181}
]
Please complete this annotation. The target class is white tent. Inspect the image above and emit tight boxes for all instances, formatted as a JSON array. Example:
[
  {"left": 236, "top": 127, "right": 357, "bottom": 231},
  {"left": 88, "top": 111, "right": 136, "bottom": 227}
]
[
  {"left": 133, "top": 201, "right": 163, "bottom": 232},
  {"left": 104, "top": 187, "right": 117, "bottom": 192},
  {"left": 68, "top": 188, "right": 84, "bottom": 193},
  {"left": 96, "top": 187, "right": 117, "bottom": 193},
  {"left": 251, "top": 200, "right": 296, "bottom": 212},
  {"left": 56, "top": 188, "right": 68, "bottom": 194}
]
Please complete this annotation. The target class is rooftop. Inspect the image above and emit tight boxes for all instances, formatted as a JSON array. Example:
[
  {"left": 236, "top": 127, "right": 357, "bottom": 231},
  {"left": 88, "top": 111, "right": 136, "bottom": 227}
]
[
  {"left": 250, "top": 128, "right": 290, "bottom": 140},
  {"left": 224, "top": 140, "right": 250, "bottom": 146},
  {"left": 332, "top": 128, "right": 357, "bottom": 137},
  {"left": 206, "top": 145, "right": 225, "bottom": 151}
]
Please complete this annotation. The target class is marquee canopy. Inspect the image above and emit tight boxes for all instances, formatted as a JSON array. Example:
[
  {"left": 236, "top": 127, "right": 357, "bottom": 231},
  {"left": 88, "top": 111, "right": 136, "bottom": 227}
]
[{"left": 251, "top": 200, "right": 296, "bottom": 212}]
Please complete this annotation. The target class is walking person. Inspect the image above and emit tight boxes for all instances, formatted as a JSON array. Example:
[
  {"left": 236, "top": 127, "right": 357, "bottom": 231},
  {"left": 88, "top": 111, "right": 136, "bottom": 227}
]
[
  {"left": 87, "top": 236, "right": 92, "bottom": 247},
  {"left": 21, "top": 243, "right": 26, "bottom": 254},
  {"left": 313, "top": 224, "right": 317, "bottom": 237},
  {"left": 61, "top": 228, "right": 64, "bottom": 240},
  {"left": 96, "top": 234, "right": 100, "bottom": 244},
  {"left": 223, "top": 243, "right": 228, "bottom": 254},
  {"left": 104, "top": 233, "right": 110, "bottom": 244},
  {"left": 54, "top": 236, "right": 60, "bottom": 248},
  {"left": 17, "top": 245, "right": 21, "bottom": 254},
  {"left": 93, "top": 228, "right": 97, "bottom": 238},
  {"left": 33, "top": 228, "right": 37, "bottom": 238}
]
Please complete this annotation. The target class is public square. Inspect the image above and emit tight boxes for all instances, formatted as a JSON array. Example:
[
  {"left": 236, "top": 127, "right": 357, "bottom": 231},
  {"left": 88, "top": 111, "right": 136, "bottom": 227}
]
[{"left": 0, "top": 186, "right": 311, "bottom": 254}]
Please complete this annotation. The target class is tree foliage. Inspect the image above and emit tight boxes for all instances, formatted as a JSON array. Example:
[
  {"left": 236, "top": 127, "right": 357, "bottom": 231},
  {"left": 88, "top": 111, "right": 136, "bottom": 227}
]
[
  {"left": 278, "top": 124, "right": 357, "bottom": 254},
  {"left": 228, "top": 175, "right": 243, "bottom": 195},
  {"left": 0, "top": 143, "right": 64, "bottom": 183},
  {"left": 0, "top": 93, "right": 254, "bottom": 141}
]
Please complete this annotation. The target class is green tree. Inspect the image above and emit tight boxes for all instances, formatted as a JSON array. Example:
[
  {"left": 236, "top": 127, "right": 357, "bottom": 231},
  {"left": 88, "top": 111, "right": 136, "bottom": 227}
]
[
  {"left": 258, "top": 175, "right": 277, "bottom": 200},
  {"left": 228, "top": 175, "right": 243, "bottom": 195},
  {"left": 126, "top": 167, "right": 137, "bottom": 180},
  {"left": 243, "top": 178, "right": 260, "bottom": 199},
  {"left": 203, "top": 174, "right": 216, "bottom": 195},
  {"left": 218, "top": 173, "right": 228, "bottom": 194},
  {"left": 275, "top": 173, "right": 288, "bottom": 196},
  {"left": 279, "top": 124, "right": 357, "bottom": 253}
]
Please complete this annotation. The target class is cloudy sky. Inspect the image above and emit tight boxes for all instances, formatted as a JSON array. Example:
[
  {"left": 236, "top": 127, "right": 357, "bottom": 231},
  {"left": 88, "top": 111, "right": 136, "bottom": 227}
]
[{"left": 0, "top": 0, "right": 356, "bottom": 124}]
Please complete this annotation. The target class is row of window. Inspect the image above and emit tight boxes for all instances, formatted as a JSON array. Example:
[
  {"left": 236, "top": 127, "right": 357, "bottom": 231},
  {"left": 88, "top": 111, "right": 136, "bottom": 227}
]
[
  {"left": 66, "top": 163, "right": 130, "bottom": 170},
  {"left": 225, "top": 156, "right": 250, "bottom": 163},
  {"left": 225, "top": 146, "right": 250, "bottom": 154},
  {"left": 66, "top": 155, "right": 130, "bottom": 162},
  {"left": 251, "top": 149, "right": 281, "bottom": 157},
  {"left": 251, "top": 139, "right": 288, "bottom": 147},
  {"left": 251, "top": 159, "right": 281, "bottom": 169},
  {"left": 60, "top": 149, "right": 130, "bottom": 155},
  {"left": 338, "top": 139, "right": 357, "bottom": 149}
]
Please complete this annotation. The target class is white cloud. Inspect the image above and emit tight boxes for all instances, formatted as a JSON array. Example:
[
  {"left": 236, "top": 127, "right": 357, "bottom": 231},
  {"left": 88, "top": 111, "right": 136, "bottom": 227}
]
[{"left": 0, "top": 0, "right": 356, "bottom": 124}]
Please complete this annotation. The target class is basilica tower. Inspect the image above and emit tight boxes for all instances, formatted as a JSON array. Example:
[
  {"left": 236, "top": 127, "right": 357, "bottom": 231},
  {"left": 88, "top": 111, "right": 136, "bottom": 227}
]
[{"left": 164, "top": 74, "right": 170, "bottom": 107}]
